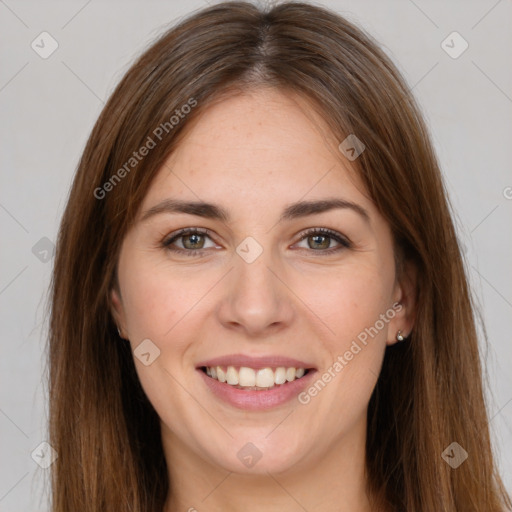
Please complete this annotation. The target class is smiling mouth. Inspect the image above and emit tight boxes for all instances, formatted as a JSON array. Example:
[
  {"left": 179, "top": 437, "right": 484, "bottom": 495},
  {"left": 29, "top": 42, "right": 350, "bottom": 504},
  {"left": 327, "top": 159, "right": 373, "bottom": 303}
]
[{"left": 200, "top": 365, "right": 312, "bottom": 390}]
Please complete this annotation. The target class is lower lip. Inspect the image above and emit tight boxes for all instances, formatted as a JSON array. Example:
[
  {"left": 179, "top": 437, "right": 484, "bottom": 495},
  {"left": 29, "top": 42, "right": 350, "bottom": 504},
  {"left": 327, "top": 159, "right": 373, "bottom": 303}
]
[{"left": 197, "top": 368, "right": 317, "bottom": 411}]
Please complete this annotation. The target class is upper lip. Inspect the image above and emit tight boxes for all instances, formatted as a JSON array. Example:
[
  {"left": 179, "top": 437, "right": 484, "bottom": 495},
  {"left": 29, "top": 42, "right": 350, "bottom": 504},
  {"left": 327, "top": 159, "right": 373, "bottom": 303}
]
[{"left": 196, "top": 353, "right": 316, "bottom": 370}]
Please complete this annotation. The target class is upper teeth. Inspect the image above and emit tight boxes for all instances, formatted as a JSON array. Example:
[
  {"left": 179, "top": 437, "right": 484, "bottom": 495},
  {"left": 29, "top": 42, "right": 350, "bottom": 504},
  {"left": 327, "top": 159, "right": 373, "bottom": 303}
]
[{"left": 205, "top": 366, "right": 306, "bottom": 388}]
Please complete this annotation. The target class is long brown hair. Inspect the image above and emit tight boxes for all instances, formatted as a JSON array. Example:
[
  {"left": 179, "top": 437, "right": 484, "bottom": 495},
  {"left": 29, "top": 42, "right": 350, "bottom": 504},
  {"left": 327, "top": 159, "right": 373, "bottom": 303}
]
[{"left": 48, "top": 2, "right": 512, "bottom": 510}]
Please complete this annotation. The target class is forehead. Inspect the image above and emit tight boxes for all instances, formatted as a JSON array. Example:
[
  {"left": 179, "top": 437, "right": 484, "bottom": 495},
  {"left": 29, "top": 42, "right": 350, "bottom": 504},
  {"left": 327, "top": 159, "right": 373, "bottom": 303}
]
[{"left": 141, "top": 88, "right": 372, "bottom": 216}]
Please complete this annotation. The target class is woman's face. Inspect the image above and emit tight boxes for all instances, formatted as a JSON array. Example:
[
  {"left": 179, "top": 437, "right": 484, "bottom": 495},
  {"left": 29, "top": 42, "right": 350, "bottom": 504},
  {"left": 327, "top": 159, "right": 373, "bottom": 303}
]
[{"left": 111, "top": 88, "right": 413, "bottom": 476}]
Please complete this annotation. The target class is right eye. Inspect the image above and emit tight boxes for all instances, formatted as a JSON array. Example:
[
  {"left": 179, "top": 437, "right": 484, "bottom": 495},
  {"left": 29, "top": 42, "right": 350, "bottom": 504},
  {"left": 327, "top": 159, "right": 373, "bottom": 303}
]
[
  {"left": 163, "top": 228, "right": 215, "bottom": 255},
  {"left": 162, "top": 228, "right": 219, "bottom": 257}
]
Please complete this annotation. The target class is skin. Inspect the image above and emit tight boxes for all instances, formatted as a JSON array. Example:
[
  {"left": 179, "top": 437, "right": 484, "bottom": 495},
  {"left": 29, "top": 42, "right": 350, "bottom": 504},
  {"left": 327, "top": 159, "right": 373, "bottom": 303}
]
[{"left": 111, "top": 87, "right": 416, "bottom": 512}]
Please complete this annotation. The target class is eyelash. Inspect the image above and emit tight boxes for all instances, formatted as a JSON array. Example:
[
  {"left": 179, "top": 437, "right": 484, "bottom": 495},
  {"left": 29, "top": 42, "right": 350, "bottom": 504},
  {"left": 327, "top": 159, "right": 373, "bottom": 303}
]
[{"left": 161, "top": 227, "right": 352, "bottom": 257}]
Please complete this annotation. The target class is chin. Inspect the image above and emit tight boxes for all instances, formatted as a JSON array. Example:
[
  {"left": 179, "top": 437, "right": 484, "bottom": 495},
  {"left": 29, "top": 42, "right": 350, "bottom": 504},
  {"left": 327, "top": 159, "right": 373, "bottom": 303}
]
[{"left": 206, "top": 432, "right": 307, "bottom": 475}]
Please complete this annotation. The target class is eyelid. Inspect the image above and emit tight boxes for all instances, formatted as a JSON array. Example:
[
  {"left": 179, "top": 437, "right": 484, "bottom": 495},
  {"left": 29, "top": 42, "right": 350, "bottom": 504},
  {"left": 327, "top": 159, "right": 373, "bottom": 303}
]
[
  {"left": 164, "top": 226, "right": 212, "bottom": 239},
  {"left": 162, "top": 227, "right": 218, "bottom": 248}
]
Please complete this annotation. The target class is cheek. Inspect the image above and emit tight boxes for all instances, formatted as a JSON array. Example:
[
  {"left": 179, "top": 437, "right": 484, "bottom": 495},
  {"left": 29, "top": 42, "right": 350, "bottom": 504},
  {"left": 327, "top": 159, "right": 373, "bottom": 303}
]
[
  {"left": 119, "top": 253, "right": 197, "bottom": 340},
  {"left": 122, "top": 275, "right": 174, "bottom": 339},
  {"left": 299, "top": 300, "right": 388, "bottom": 440},
  {"left": 118, "top": 256, "right": 226, "bottom": 371},
  {"left": 296, "top": 261, "right": 392, "bottom": 412},
  {"left": 306, "top": 262, "right": 393, "bottom": 346},
  {"left": 118, "top": 260, "right": 199, "bottom": 417}
]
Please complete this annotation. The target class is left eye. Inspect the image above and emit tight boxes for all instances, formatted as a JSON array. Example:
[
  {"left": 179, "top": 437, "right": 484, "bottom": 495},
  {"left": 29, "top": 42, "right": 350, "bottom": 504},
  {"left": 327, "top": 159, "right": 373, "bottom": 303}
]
[{"left": 294, "top": 228, "right": 351, "bottom": 253}]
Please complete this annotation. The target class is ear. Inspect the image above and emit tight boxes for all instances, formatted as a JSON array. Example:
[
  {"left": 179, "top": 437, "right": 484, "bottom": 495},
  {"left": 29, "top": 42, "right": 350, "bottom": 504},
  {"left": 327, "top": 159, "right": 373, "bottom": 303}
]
[
  {"left": 110, "top": 285, "right": 128, "bottom": 339},
  {"left": 387, "top": 259, "right": 417, "bottom": 346}
]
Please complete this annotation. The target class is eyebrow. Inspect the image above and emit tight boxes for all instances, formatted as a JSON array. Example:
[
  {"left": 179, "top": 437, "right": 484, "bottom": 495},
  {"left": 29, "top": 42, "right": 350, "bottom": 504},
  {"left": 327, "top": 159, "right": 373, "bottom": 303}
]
[{"left": 140, "top": 198, "right": 370, "bottom": 225}]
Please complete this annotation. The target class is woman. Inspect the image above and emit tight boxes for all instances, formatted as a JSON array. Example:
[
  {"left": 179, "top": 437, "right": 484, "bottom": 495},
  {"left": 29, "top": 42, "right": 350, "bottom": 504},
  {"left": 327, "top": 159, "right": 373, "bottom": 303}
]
[{"left": 48, "top": 1, "right": 512, "bottom": 511}]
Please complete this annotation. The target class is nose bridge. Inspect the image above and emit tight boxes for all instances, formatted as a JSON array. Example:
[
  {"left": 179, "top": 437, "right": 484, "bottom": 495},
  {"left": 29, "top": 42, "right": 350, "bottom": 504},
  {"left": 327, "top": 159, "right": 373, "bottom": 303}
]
[
  {"left": 236, "top": 245, "right": 277, "bottom": 301},
  {"left": 217, "top": 235, "right": 294, "bottom": 335}
]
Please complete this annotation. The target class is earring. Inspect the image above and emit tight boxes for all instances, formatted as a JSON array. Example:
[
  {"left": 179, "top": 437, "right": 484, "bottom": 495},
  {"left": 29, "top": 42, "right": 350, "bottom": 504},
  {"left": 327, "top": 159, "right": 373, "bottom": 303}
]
[
  {"left": 117, "top": 326, "right": 124, "bottom": 339},
  {"left": 396, "top": 330, "right": 405, "bottom": 342}
]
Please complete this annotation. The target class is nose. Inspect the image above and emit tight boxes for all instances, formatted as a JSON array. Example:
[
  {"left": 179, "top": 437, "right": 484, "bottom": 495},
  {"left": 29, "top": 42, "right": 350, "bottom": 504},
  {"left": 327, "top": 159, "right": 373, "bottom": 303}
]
[{"left": 215, "top": 246, "right": 296, "bottom": 338}]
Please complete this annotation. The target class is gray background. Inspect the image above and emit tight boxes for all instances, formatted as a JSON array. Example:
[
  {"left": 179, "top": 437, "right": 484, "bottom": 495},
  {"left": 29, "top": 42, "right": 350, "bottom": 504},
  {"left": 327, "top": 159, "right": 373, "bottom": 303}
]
[{"left": 1, "top": 0, "right": 511, "bottom": 510}]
